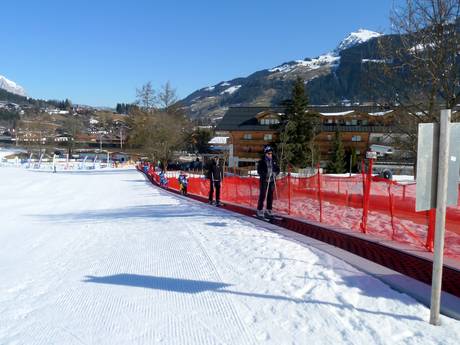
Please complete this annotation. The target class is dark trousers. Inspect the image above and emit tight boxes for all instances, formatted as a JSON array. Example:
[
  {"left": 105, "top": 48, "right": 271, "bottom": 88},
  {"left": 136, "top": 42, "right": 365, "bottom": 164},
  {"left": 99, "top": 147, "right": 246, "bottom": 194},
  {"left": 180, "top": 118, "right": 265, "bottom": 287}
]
[
  {"left": 209, "top": 180, "right": 221, "bottom": 203},
  {"left": 257, "top": 180, "right": 274, "bottom": 210}
]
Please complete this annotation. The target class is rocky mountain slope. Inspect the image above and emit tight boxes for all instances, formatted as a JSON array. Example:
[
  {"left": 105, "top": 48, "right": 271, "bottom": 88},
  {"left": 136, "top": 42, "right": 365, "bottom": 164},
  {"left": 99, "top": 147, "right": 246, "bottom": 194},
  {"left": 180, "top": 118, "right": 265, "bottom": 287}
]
[{"left": 181, "top": 29, "right": 390, "bottom": 120}]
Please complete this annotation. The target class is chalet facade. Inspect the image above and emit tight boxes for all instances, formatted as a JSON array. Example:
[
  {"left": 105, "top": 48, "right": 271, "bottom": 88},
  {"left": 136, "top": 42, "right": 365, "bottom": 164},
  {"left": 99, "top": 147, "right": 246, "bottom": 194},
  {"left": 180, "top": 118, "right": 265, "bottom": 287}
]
[
  {"left": 215, "top": 107, "right": 283, "bottom": 167},
  {"left": 215, "top": 106, "right": 397, "bottom": 167}
]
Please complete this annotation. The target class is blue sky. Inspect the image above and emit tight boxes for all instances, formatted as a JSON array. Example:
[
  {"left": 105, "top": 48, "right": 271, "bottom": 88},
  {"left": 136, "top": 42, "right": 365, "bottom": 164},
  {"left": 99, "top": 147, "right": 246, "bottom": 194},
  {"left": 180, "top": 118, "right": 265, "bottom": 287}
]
[{"left": 1, "top": 0, "right": 397, "bottom": 107}]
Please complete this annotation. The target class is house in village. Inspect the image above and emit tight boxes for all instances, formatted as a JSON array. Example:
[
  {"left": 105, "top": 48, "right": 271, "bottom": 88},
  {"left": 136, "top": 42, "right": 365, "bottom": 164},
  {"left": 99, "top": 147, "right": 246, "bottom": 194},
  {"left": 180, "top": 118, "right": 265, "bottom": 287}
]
[{"left": 215, "top": 106, "right": 400, "bottom": 169}]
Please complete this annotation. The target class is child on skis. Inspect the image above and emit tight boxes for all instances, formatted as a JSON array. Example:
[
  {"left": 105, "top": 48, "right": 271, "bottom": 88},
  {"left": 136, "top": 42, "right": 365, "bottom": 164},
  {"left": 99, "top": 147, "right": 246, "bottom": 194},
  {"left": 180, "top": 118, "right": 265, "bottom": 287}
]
[{"left": 178, "top": 171, "right": 188, "bottom": 195}]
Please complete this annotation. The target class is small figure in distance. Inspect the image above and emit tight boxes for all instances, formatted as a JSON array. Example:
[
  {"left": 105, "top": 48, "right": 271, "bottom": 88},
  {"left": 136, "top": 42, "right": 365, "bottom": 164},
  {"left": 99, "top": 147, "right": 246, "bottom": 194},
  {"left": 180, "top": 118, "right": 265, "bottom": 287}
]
[
  {"left": 178, "top": 171, "right": 188, "bottom": 195},
  {"left": 159, "top": 170, "right": 168, "bottom": 187}
]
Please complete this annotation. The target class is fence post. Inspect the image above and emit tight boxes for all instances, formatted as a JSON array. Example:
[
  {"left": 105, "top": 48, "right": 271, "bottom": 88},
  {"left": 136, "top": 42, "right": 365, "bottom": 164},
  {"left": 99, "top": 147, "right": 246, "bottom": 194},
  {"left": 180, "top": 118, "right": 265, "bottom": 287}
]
[
  {"left": 249, "top": 175, "right": 253, "bottom": 208},
  {"left": 317, "top": 164, "right": 323, "bottom": 222},
  {"left": 426, "top": 208, "right": 436, "bottom": 251},
  {"left": 388, "top": 183, "right": 396, "bottom": 240},
  {"left": 360, "top": 159, "right": 373, "bottom": 233},
  {"left": 234, "top": 175, "right": 238, "bottom": 202},
  {"left": 288, "top": 165, "right": 291, "bottom": 215}
]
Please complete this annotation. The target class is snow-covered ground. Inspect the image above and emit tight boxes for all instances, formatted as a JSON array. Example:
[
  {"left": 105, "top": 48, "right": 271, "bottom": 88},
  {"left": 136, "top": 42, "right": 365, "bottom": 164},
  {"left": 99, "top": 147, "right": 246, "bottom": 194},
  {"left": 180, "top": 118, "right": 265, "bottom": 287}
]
[{"left": 1, "top": 168, "right": 460, "bottom": 344}]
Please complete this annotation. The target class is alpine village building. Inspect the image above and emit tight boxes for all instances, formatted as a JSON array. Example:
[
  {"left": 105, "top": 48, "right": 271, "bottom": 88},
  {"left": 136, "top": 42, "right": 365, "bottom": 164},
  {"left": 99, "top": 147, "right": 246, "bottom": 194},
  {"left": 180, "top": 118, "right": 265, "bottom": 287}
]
[{"left": 214, "top": 106, "right": 400, "bottom": 171}]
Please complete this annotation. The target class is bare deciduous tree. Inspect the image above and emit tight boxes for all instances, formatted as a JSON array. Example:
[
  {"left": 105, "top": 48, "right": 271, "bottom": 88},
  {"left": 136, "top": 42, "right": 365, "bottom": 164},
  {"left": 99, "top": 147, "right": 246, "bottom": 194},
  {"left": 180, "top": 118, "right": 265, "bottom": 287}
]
[
  {"left": 158, "top": 81, "right": 178, "bottom": 111},
  {"left": 128, "top": 81, "right": 190, "bottom": 165},
  {"left": 377, "top": 0, "right": 460, "bottom": 160},
  {"left": 136, "top": 81, "right": 157, "bottom": 111}
]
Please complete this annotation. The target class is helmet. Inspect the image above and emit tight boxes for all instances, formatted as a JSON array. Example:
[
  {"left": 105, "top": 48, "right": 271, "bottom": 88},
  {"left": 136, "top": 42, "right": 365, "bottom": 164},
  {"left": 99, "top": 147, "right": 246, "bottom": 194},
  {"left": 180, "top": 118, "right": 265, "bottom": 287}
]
[{"left": 264, "top": 145, "right": 273, "bottom": 154}]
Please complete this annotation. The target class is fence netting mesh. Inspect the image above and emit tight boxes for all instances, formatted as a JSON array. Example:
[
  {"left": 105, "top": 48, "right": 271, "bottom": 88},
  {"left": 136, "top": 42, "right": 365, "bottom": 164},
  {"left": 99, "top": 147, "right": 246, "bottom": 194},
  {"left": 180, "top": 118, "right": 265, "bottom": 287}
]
[{"left": 141, "top": 164, "right": 460, "bottom": 261}]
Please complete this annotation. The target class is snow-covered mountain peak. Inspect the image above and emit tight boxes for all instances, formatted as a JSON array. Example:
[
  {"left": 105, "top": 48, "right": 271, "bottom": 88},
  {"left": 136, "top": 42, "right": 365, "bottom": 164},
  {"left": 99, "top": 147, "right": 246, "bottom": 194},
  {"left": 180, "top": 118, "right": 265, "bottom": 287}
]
[
  {"left": 0, "top": 75, "right": 27, "bottom": 97},
  {"left": 336, "top": 29, "right": 382, "bottom": 52},
  {"left": 268, "top": 29, "right": 381, "bottom": 75},
  {"left": 269, "top": 53, "right": 339, "bottom": 74}
]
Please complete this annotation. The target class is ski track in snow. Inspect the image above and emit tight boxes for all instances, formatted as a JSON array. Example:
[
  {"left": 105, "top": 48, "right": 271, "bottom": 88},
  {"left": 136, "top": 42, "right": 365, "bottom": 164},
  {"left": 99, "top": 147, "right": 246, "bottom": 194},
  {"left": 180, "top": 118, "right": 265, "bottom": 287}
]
[{"left": 1, "top": 167, "right": 460, "bottom": 344}]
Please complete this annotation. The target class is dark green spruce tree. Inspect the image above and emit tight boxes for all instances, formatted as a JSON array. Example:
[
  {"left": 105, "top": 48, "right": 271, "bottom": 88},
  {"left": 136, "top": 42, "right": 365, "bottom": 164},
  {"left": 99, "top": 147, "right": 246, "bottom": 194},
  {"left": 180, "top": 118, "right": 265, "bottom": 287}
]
[
  {"left": 278, "top": 76, "right": 318, "bottom": 168},
  {"left": 327, "top": 131, "right": 346, "bottom": 173}
]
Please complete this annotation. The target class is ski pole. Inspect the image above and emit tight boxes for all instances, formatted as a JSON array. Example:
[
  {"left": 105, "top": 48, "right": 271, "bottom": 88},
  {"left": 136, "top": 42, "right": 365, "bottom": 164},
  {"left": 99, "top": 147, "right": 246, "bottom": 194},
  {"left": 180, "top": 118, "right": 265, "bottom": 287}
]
[
  {"left": 264, "top": 171, "right": 272, "bottom": 209},
  {"left": 273, "top": 173, "right": 278, "bottom": 200}
]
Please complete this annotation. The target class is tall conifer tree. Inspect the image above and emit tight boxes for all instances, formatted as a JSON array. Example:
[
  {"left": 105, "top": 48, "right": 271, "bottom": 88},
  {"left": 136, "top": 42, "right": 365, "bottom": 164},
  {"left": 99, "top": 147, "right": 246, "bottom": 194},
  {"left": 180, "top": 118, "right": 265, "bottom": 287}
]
[
  {"left": 327, "top": 131, "right": 346, "bottom": 173},
  {"left": 279, "top": 77, "right": 318, "bottom": 168}
]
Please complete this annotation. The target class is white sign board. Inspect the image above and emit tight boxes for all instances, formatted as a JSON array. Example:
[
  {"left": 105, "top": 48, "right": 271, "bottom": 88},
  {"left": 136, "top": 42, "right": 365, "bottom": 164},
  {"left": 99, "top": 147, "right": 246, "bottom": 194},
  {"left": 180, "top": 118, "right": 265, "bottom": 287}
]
[{"left": 416, "top": 123, "right": 460, "bottom": 211}]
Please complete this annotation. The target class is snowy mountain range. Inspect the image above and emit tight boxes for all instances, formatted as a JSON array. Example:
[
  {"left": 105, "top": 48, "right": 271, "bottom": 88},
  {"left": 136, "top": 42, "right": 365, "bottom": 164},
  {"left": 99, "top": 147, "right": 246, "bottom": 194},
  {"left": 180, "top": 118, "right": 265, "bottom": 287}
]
[
  {"left": 181, "top": 29, "right": 384, "bottom": 120},
  {"left": 0, "top": 75, "right": 26, "bottom": 97}
]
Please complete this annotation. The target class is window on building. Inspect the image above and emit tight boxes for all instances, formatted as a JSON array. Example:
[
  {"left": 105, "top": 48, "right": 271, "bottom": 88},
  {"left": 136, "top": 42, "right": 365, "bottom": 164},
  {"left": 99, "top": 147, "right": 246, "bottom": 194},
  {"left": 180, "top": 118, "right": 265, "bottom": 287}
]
[
  {"left": 351, "top": 119, "right": 358, "bottom": 125},
  {"left": 264, "top": 134, "right": 273, "bottom": 141},
  {"left": 352, "top": 135, "right": 362, "bottom": 142},
  {"left": 243, "top": 133, "right": 252, "bottom": 140},
  {"left": 327, "top": 135, "right": 332, "bottom": 141},
  {"left": 260, "top": 118, "right": 279, "bottom": 125}
]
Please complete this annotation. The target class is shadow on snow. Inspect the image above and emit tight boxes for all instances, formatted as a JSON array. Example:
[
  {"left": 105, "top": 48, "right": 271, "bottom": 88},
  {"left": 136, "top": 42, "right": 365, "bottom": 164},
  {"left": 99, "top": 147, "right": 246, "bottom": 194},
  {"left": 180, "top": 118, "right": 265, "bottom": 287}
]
[
  {"left": 30, "top": 204, "right": 213, "bottom": 223},
  {"left": 82, "top": 273, "right": 423, "bottom": 321}
]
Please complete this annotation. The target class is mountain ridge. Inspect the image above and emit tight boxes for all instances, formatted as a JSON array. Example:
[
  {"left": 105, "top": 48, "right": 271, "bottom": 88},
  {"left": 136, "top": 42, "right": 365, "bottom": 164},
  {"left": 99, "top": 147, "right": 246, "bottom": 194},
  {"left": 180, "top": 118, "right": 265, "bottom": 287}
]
[
  {"left": 180, "top": 29, "right": 386, "bottom": 120},
  {"left": 0, "top": 75, "right": 26, "bottom": 97}
]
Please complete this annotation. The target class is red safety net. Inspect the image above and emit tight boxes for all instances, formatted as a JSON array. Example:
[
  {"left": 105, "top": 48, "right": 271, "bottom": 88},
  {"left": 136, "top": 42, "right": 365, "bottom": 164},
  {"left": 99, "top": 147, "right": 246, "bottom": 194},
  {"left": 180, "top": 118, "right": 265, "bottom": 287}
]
[{"left": 140, "top": 163, "right": 460, "bottom": 261}]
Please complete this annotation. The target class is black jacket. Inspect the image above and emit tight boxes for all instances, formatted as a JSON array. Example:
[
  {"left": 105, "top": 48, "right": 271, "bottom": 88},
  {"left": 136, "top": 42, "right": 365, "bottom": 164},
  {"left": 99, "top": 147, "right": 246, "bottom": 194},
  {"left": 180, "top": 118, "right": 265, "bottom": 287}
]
[
  {"left": 206, "top": 160, "right": 223, "bottom": 182},
  {"left": 257, "top": 157, "right": 280, "bottom": 182}
]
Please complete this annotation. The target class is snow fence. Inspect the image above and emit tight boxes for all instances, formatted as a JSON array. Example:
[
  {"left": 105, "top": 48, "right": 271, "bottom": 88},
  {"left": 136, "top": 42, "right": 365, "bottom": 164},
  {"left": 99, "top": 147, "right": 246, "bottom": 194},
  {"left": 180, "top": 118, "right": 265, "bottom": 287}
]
[{"left": 139, "top": 164, "right": 460, "bottom": 261}]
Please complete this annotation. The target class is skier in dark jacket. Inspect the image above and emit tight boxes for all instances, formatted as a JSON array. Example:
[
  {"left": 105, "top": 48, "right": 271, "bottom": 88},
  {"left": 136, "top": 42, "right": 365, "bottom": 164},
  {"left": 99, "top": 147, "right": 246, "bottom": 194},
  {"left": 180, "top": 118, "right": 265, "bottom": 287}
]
[
  {"left": 206, "top": 156, "right": 223, "bottom": 206},
  {"left": 257, "top": 146, "right": 280, "bottom": 218}
]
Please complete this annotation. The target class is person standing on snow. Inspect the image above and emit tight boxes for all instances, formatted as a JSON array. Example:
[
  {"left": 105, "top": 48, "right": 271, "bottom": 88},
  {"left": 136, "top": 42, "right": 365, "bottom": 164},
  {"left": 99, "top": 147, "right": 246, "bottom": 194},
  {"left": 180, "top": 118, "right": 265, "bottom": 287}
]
[
  {"left": 256, "top": 146, "right": 280, "bottom": 218},
  {"left": 206, "top": 156, "right": 223, "bottom": 206}
]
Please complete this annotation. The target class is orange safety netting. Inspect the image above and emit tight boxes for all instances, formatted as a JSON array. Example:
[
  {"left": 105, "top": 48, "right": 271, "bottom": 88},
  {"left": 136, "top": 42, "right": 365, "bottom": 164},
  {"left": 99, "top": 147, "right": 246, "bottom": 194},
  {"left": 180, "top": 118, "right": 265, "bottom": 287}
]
[{"left": 140, "top": 163, "right": 460, "bottom": 261}]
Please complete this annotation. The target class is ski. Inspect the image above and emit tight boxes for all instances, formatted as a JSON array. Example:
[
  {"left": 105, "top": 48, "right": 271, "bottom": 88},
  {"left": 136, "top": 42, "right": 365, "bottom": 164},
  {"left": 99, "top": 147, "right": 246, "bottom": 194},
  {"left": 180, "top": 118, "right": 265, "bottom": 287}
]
[
  {"left": 253, "top": 214, "right": 272, "bottom": 222},
  {"left": 208, "top": 201, "right": 224, "bottom": 207},
  {"left": 253, "top": 214, "right": 283, "bottom": 222}
]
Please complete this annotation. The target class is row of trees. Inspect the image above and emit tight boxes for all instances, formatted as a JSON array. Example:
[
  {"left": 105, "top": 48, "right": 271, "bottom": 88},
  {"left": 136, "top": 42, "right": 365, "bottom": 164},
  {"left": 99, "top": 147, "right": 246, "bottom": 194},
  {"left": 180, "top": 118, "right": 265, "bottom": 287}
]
[{"left": 115, "top": 103, "right": 138, "bottom": 115}]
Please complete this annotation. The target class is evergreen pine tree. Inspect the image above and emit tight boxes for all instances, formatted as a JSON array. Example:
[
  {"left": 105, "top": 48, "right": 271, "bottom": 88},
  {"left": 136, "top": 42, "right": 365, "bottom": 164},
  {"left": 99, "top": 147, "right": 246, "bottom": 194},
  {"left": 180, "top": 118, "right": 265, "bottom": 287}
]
[
  {"left": 327, "top": 131, "right": 346, "bottom": 173},
  {"left": 280, "top": 77, "right": 318, "bottom": 168}
]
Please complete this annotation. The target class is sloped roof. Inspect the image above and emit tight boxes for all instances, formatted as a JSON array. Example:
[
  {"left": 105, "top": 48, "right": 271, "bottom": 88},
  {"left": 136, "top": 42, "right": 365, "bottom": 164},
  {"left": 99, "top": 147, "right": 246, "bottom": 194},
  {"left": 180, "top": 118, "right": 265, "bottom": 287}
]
[
  {"left": 216, "top": 105, "right": 394, "bottom": 131},
  {"left": 215, "top": 107, "right": 284, "bottom": 131}
]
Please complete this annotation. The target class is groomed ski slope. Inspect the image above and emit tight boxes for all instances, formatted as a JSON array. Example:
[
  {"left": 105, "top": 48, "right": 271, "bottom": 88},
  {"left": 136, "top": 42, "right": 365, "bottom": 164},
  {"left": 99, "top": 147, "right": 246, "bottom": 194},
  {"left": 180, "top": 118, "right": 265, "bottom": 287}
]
[{"left": 1, "top": 168, "right": 460, "bottom": 345}]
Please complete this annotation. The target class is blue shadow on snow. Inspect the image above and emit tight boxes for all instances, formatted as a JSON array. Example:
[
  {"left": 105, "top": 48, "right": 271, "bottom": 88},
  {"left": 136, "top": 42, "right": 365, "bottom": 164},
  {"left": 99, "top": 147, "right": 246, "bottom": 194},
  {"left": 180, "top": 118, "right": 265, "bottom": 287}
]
[
  {"left": 82, "top": 273, "right": 423, "bottom": 321},
  {"left": 83, "top": 274, "right": 231, "bottom": 293}
]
